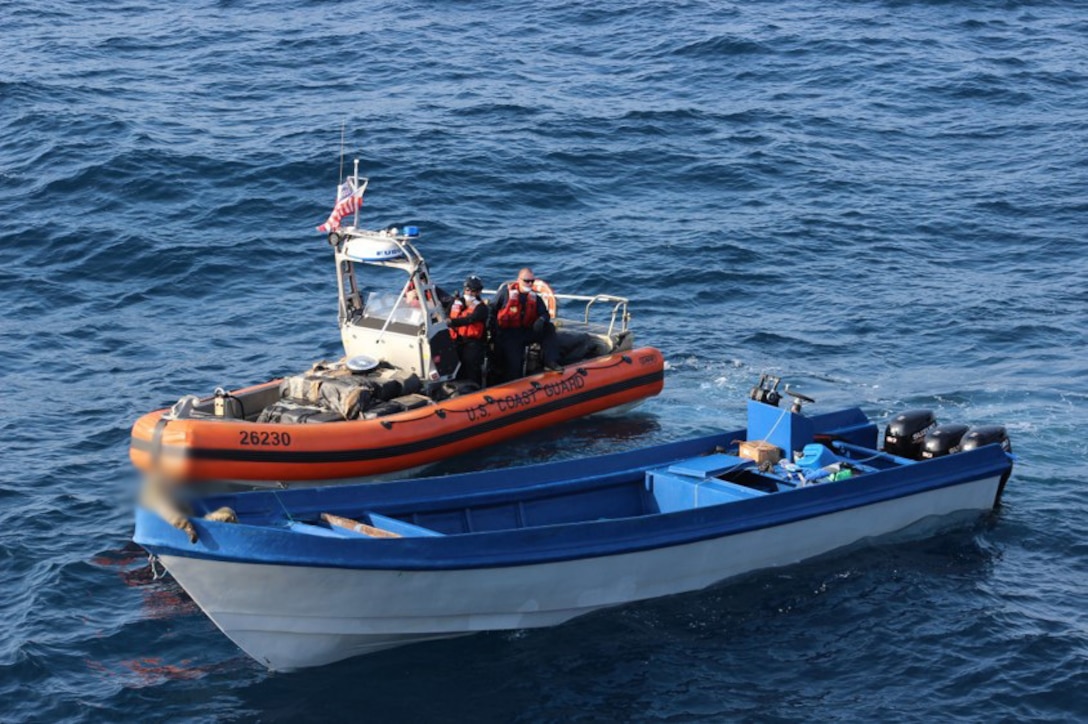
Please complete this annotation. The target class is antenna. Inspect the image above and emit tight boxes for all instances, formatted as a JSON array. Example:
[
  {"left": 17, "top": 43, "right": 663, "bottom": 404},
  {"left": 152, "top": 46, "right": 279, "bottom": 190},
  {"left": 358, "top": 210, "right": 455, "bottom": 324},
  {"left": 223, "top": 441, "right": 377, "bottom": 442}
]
[{"left": 337, "top": 120, "right": 346, "bottom": 184}]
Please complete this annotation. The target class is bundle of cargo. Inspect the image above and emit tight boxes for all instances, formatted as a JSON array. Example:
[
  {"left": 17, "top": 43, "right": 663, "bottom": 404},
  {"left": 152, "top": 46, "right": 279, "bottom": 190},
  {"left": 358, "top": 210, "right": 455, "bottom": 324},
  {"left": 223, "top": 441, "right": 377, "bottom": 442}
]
[{"left": 256, "top": 358, "right": 469, "bottom": 423}]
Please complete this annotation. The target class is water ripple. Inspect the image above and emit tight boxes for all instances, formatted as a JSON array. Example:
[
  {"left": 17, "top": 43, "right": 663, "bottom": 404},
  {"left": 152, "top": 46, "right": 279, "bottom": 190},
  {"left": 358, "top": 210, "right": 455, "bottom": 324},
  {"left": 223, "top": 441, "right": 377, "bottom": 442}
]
[{"left": 1, "top": 0, "right": 1086, "bottom": 721}]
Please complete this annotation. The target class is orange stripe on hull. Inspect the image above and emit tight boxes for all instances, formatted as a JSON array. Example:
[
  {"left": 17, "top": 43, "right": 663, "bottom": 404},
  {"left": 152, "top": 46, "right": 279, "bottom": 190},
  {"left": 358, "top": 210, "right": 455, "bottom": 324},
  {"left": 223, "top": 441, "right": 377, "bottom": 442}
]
[{"left": 130, "top": 348, "right": 665, "bottom": 483}]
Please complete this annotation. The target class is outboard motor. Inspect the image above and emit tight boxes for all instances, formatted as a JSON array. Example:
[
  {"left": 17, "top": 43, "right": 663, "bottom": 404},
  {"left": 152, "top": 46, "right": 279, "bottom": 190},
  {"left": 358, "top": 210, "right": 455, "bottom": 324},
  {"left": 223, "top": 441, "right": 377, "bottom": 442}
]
[
  {"left": 960, "top": 425, "right": 1012, "bottom": 453},
  {"left": 921, "top": 423, "right": 970, "bottom": 459},
  {"left": 884, "top": 409, "right": 936, "bottom": 460}
]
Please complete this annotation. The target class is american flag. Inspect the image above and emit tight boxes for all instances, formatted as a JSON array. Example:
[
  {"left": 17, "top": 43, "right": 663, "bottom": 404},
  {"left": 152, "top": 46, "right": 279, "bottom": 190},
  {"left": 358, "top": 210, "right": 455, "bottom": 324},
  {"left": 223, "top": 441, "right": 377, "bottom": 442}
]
[{"left": 316, "top": 180, "right": 365, "bottom": 232}]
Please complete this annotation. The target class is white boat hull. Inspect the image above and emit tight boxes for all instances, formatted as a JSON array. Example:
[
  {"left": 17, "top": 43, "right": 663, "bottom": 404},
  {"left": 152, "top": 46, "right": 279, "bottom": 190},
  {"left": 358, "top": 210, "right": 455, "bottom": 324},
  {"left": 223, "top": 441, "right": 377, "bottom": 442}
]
[{"left": 160, "top": 472, "right": 1002, "bottom": 671}]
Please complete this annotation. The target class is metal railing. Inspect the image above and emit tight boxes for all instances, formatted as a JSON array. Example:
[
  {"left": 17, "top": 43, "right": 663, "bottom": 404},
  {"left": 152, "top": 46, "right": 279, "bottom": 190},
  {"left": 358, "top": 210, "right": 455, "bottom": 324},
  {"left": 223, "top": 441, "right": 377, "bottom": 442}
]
[{"left": 482, "top": 289, "right": 631, "bottom": 338}]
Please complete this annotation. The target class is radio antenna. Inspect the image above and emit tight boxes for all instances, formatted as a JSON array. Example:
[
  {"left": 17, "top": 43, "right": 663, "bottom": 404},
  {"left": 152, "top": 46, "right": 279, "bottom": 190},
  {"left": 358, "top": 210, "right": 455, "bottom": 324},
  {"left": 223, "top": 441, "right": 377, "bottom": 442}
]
[{"left": 337, "top": 120, "right": 346, "bottom": 184}]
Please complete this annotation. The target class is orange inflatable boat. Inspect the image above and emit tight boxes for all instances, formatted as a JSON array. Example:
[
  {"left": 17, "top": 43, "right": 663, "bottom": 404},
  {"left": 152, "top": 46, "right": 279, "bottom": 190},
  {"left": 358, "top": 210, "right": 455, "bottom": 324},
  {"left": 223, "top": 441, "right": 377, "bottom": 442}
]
[
  {"left": 130, "top": 167, "right": 665, "bottom": 485},
  {"left": 130, "top": 348, "right": 664, "bottom": 483}
]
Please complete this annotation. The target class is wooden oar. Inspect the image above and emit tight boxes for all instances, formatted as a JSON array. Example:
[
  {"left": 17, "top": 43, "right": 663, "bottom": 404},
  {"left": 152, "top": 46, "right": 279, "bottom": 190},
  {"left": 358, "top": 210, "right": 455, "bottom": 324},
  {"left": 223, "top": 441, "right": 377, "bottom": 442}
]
[{"left": 321, "top": 512, "right": 401, "bottom": 538}]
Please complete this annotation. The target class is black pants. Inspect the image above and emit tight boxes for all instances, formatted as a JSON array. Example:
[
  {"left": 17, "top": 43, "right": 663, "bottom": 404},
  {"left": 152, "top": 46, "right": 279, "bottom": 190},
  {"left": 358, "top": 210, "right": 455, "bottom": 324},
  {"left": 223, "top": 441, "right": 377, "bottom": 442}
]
[
  {"left": 455, "top": 340, "right": 486, "bottom": 386},
  {"left": 496, "top": 324, "right": 559, "bottom": 381}
]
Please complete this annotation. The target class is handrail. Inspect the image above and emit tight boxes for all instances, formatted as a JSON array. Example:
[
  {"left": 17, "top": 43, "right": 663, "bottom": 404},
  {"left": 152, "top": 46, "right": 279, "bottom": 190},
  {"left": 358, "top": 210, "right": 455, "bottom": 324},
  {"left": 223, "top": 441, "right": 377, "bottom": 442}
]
[
  {"left": 481, "top": 289, "right": 630, "bottom": 337},
  {"left": 579, "top": 294, "right": 629, "bottom": 337}
]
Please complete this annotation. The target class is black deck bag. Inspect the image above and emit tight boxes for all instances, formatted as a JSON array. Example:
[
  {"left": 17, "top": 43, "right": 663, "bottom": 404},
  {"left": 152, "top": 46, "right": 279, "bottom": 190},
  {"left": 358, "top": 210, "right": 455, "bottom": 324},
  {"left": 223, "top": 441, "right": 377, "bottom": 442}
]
[
  {"left": 399, "top": 372, "right": 423, "bottom": 396},
  {"left": 362, "top": 400, "right": 406, "bottom": 420},
  {"left": 390, "top": 393, "right": 432, "bottom": 411},
  {"left": 556, "top": 330, "right": 596, "bottom": 364},
  {"left": 366, "top": 367, "right": 422, "bottom": 400},
  {"left": 428, "top": 379, "right": 481, "bottom": 401}
]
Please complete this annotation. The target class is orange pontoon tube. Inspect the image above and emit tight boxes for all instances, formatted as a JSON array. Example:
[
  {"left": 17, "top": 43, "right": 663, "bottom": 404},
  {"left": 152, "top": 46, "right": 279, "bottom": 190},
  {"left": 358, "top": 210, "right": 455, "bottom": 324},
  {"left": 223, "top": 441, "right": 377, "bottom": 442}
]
[{"left": 131, "top": 348, "right": 664, "bottom": 483}]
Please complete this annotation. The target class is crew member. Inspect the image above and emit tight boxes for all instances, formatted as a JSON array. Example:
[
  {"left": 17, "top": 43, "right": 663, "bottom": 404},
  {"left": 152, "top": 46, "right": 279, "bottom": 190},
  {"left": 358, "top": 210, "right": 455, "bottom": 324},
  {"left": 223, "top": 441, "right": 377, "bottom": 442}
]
[
  {"left": 447, "top": 275, "right": 489, "bottom": 386},
  {"left": 490, "top": 267, "right": 562, "bottom": 381}
]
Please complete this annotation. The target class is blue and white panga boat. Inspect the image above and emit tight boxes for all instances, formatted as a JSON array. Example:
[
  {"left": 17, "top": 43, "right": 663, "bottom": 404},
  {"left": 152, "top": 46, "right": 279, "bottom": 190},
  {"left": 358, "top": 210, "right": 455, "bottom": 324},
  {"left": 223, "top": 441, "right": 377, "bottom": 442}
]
[{"left": 135, "top": 376, "right": 1014, "bottom": 671}]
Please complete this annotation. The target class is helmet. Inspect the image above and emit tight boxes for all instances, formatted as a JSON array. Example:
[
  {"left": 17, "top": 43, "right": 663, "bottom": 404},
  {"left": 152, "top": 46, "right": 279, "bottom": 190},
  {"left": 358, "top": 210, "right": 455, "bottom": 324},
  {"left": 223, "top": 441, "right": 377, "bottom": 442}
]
[{"left": 464, "top": 275, "right": 484, "bottom": 293}]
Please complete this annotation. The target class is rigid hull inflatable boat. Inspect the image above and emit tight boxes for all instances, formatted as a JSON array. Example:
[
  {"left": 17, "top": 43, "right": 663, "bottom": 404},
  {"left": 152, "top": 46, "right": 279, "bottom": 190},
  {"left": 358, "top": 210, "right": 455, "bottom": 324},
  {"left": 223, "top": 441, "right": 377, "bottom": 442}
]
[
  {"left": 130, "top": 166, "right": 665, "bottom": 485},
  {"left": 130, "top": 351, "right": 664, "bottom": 484}
]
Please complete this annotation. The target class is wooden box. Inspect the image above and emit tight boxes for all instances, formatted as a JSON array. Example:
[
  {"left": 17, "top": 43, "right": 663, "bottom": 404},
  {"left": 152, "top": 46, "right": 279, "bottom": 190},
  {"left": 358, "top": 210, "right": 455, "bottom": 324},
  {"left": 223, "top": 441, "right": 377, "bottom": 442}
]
[{"left": 738, "top": 440, "right": 781, "bottom": 465}]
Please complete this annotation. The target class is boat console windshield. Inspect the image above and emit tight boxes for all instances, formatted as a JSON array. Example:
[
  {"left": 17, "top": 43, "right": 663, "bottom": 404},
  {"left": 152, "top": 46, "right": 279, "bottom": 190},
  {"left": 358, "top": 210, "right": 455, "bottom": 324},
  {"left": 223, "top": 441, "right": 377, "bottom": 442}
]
[{"left": 329, "top": 222, "right": 457, "bottom": 381}]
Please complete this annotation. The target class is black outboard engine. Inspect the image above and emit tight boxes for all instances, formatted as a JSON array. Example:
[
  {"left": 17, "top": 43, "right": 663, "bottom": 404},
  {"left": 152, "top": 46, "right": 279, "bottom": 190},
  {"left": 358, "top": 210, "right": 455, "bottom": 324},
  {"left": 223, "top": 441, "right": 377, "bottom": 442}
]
[
  {"left": 921, "top": 423, "right": 970, "bottom": 459},
  {"left": 960, "top": 425, "right": 1012, "bottom": 453},
  {"left": 884, "top": 409, "right": 937, "bottom": 460}
]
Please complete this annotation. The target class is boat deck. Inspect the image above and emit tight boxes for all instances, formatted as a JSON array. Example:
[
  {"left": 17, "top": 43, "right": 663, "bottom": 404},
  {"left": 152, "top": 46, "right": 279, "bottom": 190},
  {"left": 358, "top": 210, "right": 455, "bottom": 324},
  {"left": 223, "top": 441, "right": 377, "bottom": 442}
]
[{"left": 257, "top": 442, "right": 902, "bottom": 539}]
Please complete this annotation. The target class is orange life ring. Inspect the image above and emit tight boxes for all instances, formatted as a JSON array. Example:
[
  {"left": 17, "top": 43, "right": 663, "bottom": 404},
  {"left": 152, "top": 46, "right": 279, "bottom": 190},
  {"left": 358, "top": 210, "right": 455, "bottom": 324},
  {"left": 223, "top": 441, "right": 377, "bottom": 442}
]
[{"left": 532, "top": 279, "right": 558, "bottom": 319}]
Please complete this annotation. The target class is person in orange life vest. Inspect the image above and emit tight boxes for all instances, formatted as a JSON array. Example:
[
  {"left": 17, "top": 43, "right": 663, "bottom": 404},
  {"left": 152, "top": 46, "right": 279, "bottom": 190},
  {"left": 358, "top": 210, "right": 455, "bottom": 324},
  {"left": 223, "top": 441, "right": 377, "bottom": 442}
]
[
  {"left": 447, "top": 275, "right": 489, "bottom": 385},
  {"left": 490, "top": 267, "right": 562, "bottom": 381},
  {"left": 405, "top": 280, "right": 424, "bottom": 307},
  {"left": 405, "top": 277, "right": 453, "bottom": 313}
]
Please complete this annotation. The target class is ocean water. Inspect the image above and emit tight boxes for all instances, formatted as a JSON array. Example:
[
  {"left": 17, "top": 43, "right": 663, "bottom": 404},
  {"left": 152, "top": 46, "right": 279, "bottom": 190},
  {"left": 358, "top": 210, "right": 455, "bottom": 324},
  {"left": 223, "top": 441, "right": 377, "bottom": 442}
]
[{"left": 2, "top": 0, "right": 1086, "bottom": 721}]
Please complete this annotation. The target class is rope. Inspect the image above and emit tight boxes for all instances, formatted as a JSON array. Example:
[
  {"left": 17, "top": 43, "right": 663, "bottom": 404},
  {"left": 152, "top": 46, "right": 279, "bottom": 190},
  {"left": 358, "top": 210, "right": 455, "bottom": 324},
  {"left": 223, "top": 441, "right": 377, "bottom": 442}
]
[
  {"left": 147, "top": 553, "right": 166, "bottom": 581},
  {"left": 758, "top": 405, "right": 790, "bottom": 445},
  {"left": 593, "top": 355, "right": 633, "bottom": 371},
  {"left": 377, "top": 366, "right": 590, "bottom": 428},
  {"left": 271, "top": 490, "right": 296, "bottom": 523}
]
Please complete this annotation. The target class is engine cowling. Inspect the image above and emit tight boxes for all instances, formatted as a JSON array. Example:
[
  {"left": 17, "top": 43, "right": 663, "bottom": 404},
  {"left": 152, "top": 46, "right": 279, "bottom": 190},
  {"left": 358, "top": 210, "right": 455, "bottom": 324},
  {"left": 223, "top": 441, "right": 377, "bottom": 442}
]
[
  {"left": 884, "top": 409, "right": 937, "bottom": 460},
  {"left": 921, "top": 423, "right": 970, "bottom": 459},
  {"left": 960, "top": 425, "right": 1012, "bottom": 453}
]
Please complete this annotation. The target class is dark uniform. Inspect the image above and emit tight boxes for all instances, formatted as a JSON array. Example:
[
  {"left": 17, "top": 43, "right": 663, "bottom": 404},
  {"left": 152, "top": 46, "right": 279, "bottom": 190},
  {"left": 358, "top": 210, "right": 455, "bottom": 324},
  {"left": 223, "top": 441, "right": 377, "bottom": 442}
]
[
  {"left": 447, "top": 276, "right": 489, "bottom": 386},
  {"left": 490, "top": 277, "right": 561, "bottom": 381}
]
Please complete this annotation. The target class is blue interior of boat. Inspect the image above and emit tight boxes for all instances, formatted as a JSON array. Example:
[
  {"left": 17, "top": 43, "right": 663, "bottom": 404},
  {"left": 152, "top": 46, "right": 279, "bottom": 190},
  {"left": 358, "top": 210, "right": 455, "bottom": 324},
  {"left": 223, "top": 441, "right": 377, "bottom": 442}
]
[
  {"left": 343, "top": 432, "right": 918, "bottom": 538},
  {"left": 390, "top": 478, "right": 653, "bottom": 536},
  {"left": 320, "top": 406, "right": 886, "bottom": 538},
  {"left": 366, "top": 512, "right": 445, "bottom": 537},
  {"left": 287, "top": 521, "right": 359, "bottom": 538},
  {"left": 748, "top": 402, "right": 882, "bottom": 455},
  {"left": 287, "top": 513, "right": 445, "bottom": 539},
  {"left": 344, "top": 453, "right": 786, "bottom": 537},
  {"left": 339, "top": 451, "right": 868, "bottom": 537},
  {"left": 807, "top": 407, "right": 879, "bottom": 449},
  {"left": 639, "top": 452, "right": 761, "bottom": 513},
  {"left": 184, "top": 405, "right": 894, "bottom": 540},
  {"left": 747, "top": 400, "right": 815, "bottom": 457}
]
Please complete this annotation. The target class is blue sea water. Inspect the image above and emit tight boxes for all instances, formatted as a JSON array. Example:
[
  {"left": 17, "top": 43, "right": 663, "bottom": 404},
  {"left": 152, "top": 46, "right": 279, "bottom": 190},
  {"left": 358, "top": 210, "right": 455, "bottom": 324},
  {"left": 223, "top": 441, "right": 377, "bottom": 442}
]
[{"left": 2, "top": 0, "right": 1087, "bottom": 721}]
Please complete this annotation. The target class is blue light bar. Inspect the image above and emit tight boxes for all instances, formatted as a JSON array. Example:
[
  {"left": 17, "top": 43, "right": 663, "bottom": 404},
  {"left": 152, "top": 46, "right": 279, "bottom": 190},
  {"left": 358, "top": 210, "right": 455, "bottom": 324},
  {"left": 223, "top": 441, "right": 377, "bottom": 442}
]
[{"left": 404, "top": 226, "right": 420, "bottom": 237}]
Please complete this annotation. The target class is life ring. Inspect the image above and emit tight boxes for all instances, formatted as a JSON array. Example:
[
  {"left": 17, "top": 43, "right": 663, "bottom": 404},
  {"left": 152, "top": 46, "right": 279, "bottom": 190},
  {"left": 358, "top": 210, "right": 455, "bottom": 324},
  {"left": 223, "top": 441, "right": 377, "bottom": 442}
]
[{"left": 532, "top": 279, "right": 558, "bottom": 319}]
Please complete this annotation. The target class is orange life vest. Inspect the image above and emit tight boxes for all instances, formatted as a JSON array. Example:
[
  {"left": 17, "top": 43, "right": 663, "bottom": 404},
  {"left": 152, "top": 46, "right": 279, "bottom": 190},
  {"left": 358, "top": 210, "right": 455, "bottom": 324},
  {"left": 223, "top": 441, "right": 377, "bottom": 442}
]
[
  {"left": 496, "top": 282, "right": 541, "bottom": 329},
  {"left": 449, "top": 297, "right": 486, "bottom": 340}
]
